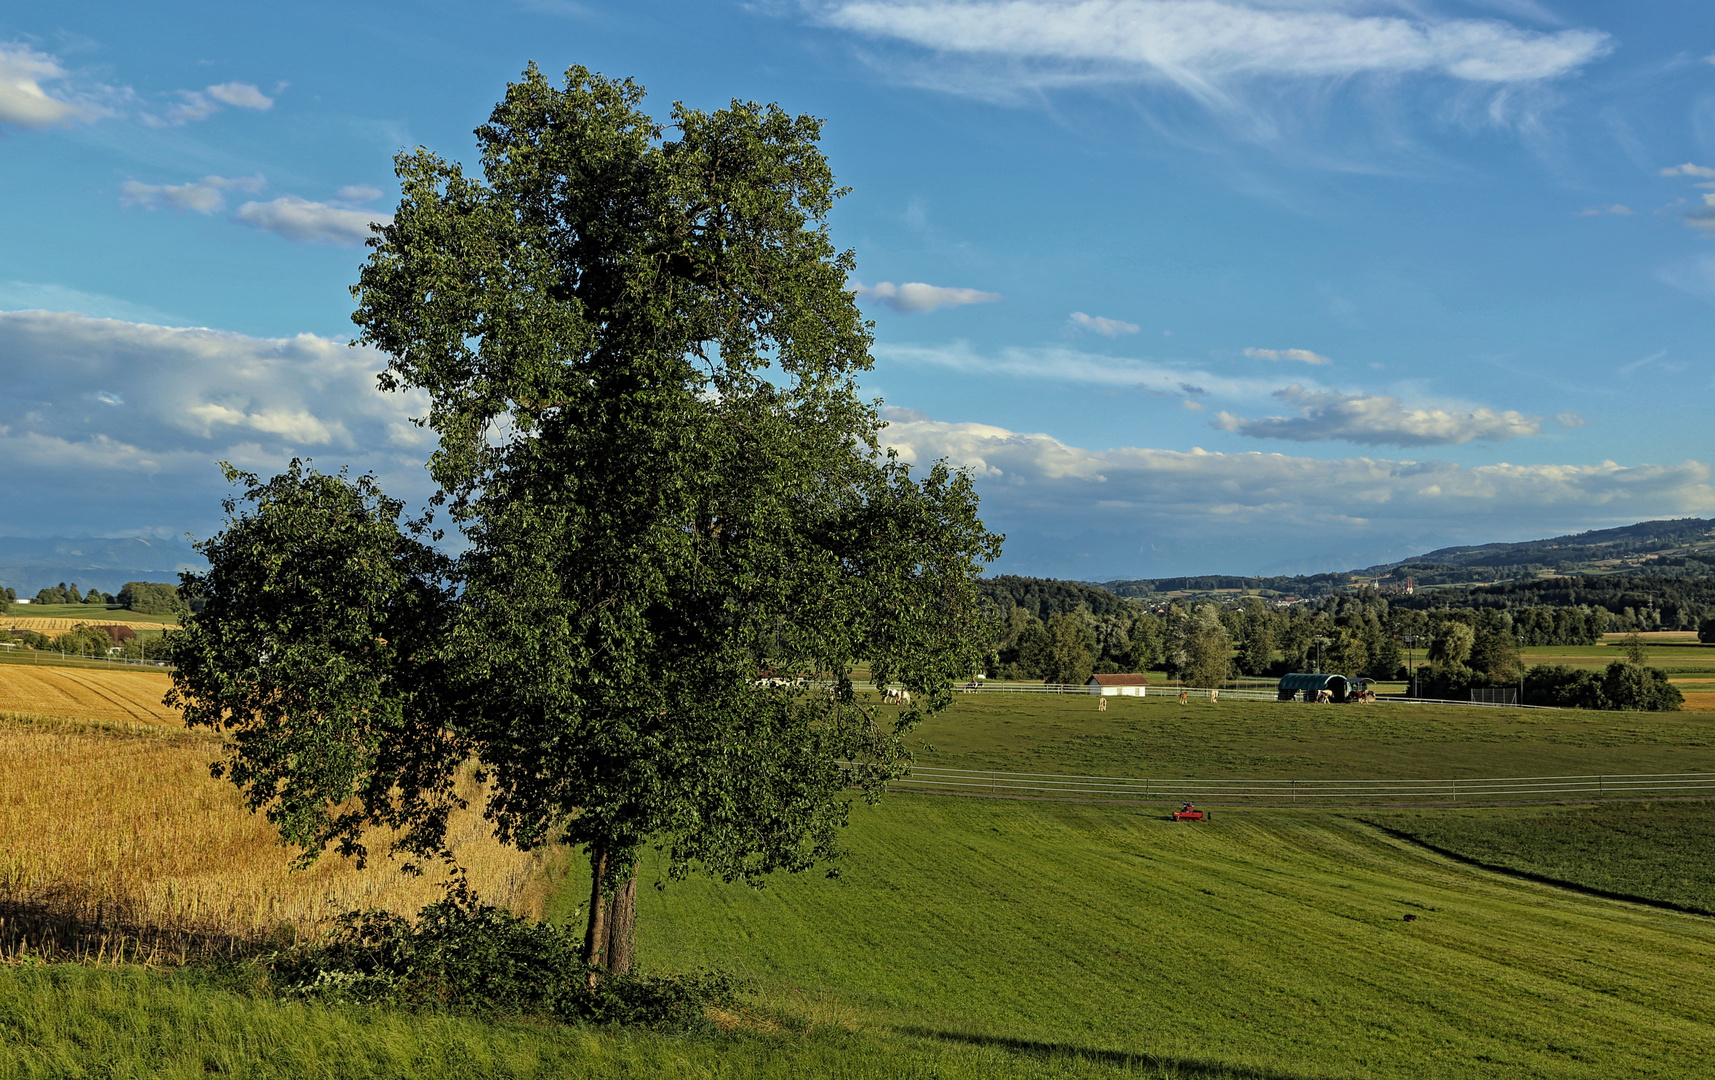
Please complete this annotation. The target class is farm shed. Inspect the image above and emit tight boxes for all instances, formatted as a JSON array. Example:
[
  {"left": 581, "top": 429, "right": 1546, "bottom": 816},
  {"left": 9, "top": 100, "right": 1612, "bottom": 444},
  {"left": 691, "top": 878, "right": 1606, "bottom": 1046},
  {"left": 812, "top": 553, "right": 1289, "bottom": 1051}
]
[
  {"left": 1277, "top": 673, "right": 1351, "bottom": 703},
  {"left": 1087, "top": 673, "right": 1149, "bottom": 697}
]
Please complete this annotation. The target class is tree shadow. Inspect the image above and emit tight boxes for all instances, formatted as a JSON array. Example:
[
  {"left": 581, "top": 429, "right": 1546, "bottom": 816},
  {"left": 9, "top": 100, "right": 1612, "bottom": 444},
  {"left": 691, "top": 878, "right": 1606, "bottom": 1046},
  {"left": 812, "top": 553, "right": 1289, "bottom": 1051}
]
[
  {"left": 894, "top": 1025, "right": 1326, "bottom": 1079},
  {"left": 0, "top": 885, "right": 278, "bottom": 965}
]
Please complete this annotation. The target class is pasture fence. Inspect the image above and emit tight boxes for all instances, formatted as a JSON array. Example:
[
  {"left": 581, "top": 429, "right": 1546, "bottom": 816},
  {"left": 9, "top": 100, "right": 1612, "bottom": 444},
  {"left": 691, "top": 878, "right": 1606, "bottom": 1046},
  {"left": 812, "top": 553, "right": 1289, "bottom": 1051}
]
[{"left": 847, "top": 762, "right": 1715, "bottom": 806}]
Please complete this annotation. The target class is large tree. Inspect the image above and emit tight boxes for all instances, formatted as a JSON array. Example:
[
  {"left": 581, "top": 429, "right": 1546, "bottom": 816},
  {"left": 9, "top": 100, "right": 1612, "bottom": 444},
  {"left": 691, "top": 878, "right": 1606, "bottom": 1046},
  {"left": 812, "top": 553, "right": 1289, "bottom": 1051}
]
[{"left": 172, "top": 65, "right": 999, "bottom": 978}]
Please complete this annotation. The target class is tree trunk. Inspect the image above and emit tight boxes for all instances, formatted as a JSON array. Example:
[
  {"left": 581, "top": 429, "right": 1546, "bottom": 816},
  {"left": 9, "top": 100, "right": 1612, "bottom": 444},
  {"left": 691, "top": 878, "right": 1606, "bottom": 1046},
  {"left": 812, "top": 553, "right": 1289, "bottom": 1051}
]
[
  {"left": 581, "top": 845, "right": 639, "bottom": 983},
  {"left": 604, "top": 868, "right": 638, "bottom": 976},
  {"left": 582, "top": 845, "right": 611, "bottom": 985}
]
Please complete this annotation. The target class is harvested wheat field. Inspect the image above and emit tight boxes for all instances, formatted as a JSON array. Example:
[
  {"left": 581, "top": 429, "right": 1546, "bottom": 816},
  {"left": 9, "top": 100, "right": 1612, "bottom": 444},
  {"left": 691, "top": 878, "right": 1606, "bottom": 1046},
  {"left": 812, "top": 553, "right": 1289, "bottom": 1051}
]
[
  {"left": 1, "top": 617, "right": 178, "bottom": 633},
  {"left": 0, "top": 666, "right": 178, "bottom": 725},
  {"left": 0, "top": 712, "right": 549, "bottom": 964}
]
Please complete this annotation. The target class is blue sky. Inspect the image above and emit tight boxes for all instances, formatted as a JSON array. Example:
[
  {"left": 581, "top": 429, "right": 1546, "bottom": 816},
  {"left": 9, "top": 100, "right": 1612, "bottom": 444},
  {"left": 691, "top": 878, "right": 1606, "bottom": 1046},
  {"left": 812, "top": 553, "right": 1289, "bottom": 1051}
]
[{"left": 2, "top": 0, "right": 1713, "bottom": 579}]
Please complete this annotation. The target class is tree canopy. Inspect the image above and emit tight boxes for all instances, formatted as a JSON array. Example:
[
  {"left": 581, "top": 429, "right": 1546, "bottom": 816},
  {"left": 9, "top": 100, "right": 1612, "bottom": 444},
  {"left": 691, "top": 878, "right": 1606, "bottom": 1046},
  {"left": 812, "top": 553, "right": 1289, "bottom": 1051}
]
[{"left": 171, "top": 65, "right": 999, "bottom": 977}]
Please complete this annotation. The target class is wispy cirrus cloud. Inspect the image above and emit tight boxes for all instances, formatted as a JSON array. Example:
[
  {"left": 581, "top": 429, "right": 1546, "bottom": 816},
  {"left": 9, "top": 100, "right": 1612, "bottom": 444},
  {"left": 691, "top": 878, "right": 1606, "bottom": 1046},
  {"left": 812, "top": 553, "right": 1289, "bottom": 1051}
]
[
  {"left": 120, "top": 174, "right": 265, "bottom": 214},
  {"left": 1576, "top": 204, "right": 1632, "bottom": 217},
  {"left": 148, "top": 81, "right": 275, "bottom": 127},
  {"left": 1069, "top": 311, "right": 1139, "bottom": 336},
  {"left": 1244, "top": 346, "right": 1332, "bottom": 365},
  {"left": 816, "top": 0, "right": 1613, "bottom": 111},
  {"left": 878, "top": 340, "right": 1284, "bottom": 397},
  {"left": 1212, "top": 384, "right": 1554, "bottom": 446},
  {"left": 853, "top": 280, "right": 1000, "bottom": 312}
]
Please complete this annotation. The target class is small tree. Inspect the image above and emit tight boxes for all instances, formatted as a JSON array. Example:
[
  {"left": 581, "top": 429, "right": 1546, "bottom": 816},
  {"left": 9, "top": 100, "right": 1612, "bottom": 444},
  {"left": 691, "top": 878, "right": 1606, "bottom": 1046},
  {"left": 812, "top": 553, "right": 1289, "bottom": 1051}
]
[
  {"left": 1180, "top": 605, "right": 1232, "bottom": 688},
  {"left": 1621, "top": 630, "right": 1649, "bottom": 666},
  {"left": 1427, "top": 621, "right": 1475, "bottom": 668},
  {"left": 1043, "top": 612, "right": 1095, "bottom": 685}
]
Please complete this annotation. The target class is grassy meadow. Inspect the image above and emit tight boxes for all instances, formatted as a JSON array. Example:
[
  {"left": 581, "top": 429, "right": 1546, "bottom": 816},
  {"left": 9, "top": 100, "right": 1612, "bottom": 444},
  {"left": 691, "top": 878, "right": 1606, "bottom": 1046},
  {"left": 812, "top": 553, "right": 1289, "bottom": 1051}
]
[
  {"left": 1362, "top": 801, "right": 1715, "bottom": 915},
  {"left": 904, "top": 691, "right": 1715, "bottom": 781},
  {"left": 6, "top": 667, "right": 1715, "bottom": 1077}
]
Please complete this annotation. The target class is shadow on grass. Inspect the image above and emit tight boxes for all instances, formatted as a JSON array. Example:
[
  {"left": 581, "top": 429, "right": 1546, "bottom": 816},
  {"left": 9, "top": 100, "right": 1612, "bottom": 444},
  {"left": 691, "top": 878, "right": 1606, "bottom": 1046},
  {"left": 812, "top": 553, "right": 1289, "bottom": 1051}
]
[
  {"left": 1356, "top": 818, "right": 1715, "bottom": 918},
  {"left": 896, "top": 1026, "right": 1322, "bottom": 1080},
  {"left": 0, "top": 885, "right": 278, "bottom": 966}
]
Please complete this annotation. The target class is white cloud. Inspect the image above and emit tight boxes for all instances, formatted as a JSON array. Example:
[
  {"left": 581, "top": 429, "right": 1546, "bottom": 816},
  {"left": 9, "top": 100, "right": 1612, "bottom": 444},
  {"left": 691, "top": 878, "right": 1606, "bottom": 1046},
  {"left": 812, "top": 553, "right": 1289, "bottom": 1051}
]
[
  {"left": 0, "top": 42, "right": 94, "bottom": 127},
  {"left": 205, "top": 82, "right": 273, "bottom": 109},
  {"left": 120, "top": 174, "right": 265, "bottom": 214},
  {"left": 1660, "top": 163, "right": 1715, "bottom": 179},
  {"left": 1212, "top": 384, "right": 1545, "bottom": 446},
  {"left": 819, "top": 1, "right": 1612, "bottom": 106},
  {"left": 332, "top": 185, "right": 383, "bottom": 205},
  {"left": 1575, "top": 204, "right": 1632, "bottom": 216},
  {"left": 853, "top": 280, "right": 1001, "bottom": 312},
  {"left": 234, "top": 195, "right": 393, "bottom": 245},
  {"left": 1244, "top": 346, "right": 1333, "bottom": 365},
  {"left": 878, "top": 340, "right": 1285, "bottom": 397},
  {"left": 1070, "top": 311, "right": 1140, "bottom": 335},
  {"left": 0, "top": 310, "right": 432, "bottom": 534},
  {"left": 881, "top": 413, "right": 1715, "bottom": 575},
  {"left": 150, "top": 82, "right": 275, "bottom": 127}
]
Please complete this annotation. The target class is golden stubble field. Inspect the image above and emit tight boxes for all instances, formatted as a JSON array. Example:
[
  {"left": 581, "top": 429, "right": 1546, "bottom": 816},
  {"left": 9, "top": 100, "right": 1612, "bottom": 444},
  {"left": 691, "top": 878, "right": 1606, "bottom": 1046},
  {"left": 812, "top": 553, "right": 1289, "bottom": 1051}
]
[
  {"left": 2, "top": 617, "right": 178, "bottom": 633},
  {"left": 0, "top": 666, "right": 549, "bottom": 963},
  {"left": 0, "top": 666, "right": 179, "bottom": 724}
]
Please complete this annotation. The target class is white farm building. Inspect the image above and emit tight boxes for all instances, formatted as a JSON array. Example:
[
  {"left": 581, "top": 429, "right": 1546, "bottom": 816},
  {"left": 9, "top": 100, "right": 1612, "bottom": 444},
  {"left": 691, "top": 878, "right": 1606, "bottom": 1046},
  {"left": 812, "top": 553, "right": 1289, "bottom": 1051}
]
[{"left": 1086, "top": 674, "right": 1149, "bottom": 697}]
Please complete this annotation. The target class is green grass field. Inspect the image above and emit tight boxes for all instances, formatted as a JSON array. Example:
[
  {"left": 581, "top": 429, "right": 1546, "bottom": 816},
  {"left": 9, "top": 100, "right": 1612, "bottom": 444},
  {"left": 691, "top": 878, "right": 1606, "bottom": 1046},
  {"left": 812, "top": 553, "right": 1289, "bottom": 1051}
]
[
  {"left": 8, "top": 689, "right": 1715, "bottom": 1078},
  {"left": 559, "top": 796, "right": 1715, "bottom": 1079},
  {"left": 3, "top": 603, "right": 180, "bottom": 624},
  {"left": 1361, "top": 802, "right": 1715, "bottom": 915},
  {"left": 907, "top": 693, "right": 1715, "bottom": 780}
]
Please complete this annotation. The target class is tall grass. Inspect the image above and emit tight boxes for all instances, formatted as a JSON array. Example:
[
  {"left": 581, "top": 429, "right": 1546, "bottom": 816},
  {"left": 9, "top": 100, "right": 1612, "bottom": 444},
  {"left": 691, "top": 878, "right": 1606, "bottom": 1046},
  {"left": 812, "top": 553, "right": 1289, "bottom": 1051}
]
[{"left": 0, "top": 712, "right": 548, "bottom": 964}]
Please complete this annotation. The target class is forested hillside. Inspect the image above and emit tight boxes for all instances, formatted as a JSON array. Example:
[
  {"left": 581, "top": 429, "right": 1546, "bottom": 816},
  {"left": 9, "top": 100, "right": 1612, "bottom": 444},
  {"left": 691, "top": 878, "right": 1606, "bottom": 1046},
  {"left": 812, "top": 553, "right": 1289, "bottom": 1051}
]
[{"left": 976, "top": 575, "right": 1135, "bottom": 620}]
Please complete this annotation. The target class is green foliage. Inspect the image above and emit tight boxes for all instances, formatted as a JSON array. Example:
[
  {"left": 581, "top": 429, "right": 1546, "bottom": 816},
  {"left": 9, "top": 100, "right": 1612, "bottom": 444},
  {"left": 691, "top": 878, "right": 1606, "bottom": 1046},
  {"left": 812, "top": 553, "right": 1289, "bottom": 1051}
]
[
  {"left": 1040, "top": 613, "right": 1094, "bottom": 685},
  {"left": 183, "top": 64, "right": 1000, "bottom": 973},
  {"left": 169, "top": 463, "right": 466, "bottom": 869},
  {"left": 1426, "top": 621, "right": 1474, "bottom": 667},
  {"left": 975, "top": 575, "right": 1134, "bottom": 620},
  {"left": 1700, "top": 616, "right": 1715, "bottom": 644},
  {"left": 1600, "top": 659, "right": 1683, "bottom": 711},
  {"left": 118, "top": 581, "right": 184, "bottom": 616},
  {"left": 1170, "top": 604, "right": 1231, "bottom": 687},
  {"left": 273, "top": 884, "right": 739, "bottom": 1027}
]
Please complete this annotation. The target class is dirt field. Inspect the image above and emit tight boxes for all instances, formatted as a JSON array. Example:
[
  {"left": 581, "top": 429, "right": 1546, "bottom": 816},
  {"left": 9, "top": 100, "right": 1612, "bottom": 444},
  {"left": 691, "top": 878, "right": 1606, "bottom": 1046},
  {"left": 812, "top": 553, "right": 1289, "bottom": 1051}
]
[
  {"left": 1, "top": 616, "right": 178, "bottom": 633},
  {"left": 0, "top": 666, "right": 178, "bottom": 724}
]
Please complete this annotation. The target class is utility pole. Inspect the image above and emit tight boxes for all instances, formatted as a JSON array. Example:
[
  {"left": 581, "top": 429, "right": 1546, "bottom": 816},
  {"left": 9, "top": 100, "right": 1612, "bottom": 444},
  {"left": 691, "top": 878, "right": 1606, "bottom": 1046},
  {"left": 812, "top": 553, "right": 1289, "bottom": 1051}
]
[{"left": 1404, "top": 634, "right": 1416, "bottom": 698}]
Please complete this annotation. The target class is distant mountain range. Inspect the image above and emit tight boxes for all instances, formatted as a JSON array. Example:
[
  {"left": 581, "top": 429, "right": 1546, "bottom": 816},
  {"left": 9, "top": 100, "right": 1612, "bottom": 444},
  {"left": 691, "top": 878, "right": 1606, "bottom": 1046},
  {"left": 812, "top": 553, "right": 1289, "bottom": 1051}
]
[
  {"left": 1097, "top": 517, "right": 1715, "bottom": 599},
  {"left": 0, "top": 537, "right": 204, "bottom": 596}
]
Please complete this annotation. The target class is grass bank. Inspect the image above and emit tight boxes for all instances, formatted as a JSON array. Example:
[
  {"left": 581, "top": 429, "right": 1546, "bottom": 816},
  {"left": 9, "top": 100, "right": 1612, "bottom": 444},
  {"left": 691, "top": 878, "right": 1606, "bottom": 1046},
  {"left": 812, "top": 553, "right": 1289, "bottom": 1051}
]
[{"left": 1362, "top": 801, "right": 1715, "bottom": 915}]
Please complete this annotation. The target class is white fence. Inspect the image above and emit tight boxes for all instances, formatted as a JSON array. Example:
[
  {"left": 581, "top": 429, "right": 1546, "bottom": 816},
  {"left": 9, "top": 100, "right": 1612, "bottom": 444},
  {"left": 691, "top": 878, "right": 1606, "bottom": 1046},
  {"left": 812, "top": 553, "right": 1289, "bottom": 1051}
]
[{"left": 875, "top": 764, "right": 1715, "bottom": 803}]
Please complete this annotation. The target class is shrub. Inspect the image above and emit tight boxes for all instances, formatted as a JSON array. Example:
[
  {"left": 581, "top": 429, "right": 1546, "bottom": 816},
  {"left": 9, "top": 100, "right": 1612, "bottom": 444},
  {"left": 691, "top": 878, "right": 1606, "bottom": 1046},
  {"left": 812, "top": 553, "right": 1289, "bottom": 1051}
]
[{"left": 271, "top": 884, "right": 741, "bottom": 1027}]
